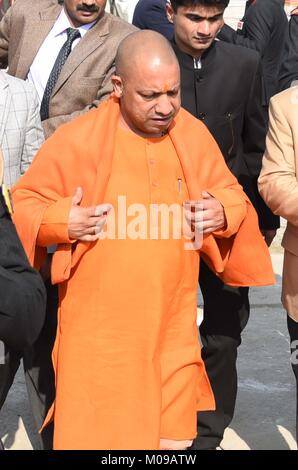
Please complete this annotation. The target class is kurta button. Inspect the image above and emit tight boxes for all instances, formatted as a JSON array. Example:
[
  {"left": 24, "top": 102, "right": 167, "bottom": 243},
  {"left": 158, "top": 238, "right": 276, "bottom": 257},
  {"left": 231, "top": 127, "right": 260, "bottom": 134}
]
[
  {"left": 152, "top": 182, "right": 159, "bottom": 187},
  {"left": 149, "top": 159, "right": 155, "bottom": 164}
]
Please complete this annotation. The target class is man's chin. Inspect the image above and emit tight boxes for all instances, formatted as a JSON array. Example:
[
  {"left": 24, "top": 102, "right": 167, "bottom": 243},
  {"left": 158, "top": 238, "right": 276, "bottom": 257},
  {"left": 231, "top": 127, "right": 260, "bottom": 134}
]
[
  {"left": 192, "top": 40, "right": 213, "bottom": 52},
  {"left": 141, "top": 125, "right": 169, "bottom": 137},
  {"left": 151, "top": 124, "right": 170, "bottom": 135}
]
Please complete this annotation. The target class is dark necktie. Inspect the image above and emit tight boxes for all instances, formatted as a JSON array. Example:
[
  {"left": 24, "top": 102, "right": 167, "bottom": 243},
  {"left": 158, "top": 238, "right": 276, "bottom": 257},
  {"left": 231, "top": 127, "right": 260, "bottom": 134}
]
[{"left": 40, "top": 27, "right": 81, "bottom": 121}]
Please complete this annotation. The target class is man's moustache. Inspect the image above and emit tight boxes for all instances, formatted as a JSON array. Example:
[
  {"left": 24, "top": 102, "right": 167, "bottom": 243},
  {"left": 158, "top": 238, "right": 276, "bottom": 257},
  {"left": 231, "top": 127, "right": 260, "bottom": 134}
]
[{"left": 77, "top": 5, "right": 99, "bottom": 13}]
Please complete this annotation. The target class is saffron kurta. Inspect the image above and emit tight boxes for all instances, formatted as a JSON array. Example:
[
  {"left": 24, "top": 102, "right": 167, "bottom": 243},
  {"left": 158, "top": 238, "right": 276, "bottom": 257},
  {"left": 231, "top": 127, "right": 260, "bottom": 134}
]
[
  {"left": 51, "top": 127, "right": 212, "bottom": 449},
  {"left": 12, "top": 96, "right": 275, "bottom": 450}
]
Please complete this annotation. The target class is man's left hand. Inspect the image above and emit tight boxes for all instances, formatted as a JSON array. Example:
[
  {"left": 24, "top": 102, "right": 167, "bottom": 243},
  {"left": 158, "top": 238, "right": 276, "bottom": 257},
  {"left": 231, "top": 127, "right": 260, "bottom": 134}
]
[
  {"left": 200, "top": 191, "right": 226, "bottom": 233},
  {"left": 184, "top": 191, "right": 226, "bottom": 234}
]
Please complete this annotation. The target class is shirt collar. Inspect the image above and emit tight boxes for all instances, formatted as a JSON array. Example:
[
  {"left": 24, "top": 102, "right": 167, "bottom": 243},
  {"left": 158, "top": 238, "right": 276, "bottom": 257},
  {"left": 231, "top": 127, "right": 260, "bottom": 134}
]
[{"left": 52, "top": 7, "right": 96, "bottom": 38}]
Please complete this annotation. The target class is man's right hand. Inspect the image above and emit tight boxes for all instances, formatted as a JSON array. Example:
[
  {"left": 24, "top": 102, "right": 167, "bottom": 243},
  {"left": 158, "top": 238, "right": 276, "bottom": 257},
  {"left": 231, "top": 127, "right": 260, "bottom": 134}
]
[{"left": 68, "top": 187, "right": 112, "bottom": 242}]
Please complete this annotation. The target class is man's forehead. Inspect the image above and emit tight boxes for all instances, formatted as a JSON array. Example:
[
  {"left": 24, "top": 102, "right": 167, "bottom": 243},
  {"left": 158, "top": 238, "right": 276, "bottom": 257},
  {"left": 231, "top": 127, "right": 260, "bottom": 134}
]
[
  {"left": 179, "top": 5, "right": 225, "bottom": 18},
  {"left": 131, "top": 58, "right": 179, "bottom": 78},
  {"left": 137, "top": 80, "right": 180, "bottom": 93},
  {"left": 162, "top": 82, "right": 178, "bottom": 93}
]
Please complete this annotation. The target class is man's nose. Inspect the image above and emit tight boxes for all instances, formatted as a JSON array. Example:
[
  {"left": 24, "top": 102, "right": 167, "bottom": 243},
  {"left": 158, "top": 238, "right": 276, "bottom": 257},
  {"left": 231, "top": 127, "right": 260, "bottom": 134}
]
[
  {"left": 82, "top": 0, "right": 96, "bottom": 6},
  {"left": 155, "top": 95, "right": 173, "bottom": 115},
  {"left": 198, "top": 20, "right": 211, "bottom": 36}
]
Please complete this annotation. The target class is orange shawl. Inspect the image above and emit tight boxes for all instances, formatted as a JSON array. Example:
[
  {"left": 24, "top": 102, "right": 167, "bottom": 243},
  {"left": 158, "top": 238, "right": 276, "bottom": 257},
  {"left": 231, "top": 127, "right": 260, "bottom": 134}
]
[{"left": 12, "top": 95, "right": 275, "bottom": 286}]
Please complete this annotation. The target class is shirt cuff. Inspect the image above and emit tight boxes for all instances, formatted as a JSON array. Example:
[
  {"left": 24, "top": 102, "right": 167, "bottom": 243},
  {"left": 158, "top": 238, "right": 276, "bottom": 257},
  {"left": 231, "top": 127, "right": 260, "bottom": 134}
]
[
  {"left": 37, "top": 196, "right": 74, "bottom": 246},
  {"left": 207, "top": 188, "right": 247, "bottom": 238}
]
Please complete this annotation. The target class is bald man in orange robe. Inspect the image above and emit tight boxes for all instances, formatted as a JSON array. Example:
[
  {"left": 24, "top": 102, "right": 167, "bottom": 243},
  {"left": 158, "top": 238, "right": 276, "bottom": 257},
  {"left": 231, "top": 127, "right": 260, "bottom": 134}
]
[{"left": 12, "top": 31, "right": 274, "bottom": 450}]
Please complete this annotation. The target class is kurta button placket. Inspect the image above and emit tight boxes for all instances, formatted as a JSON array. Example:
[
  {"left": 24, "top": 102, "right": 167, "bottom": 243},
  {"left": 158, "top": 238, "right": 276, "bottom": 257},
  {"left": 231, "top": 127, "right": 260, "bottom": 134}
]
[{"left": 146, "top": 138, "right": 160, "bottom": 203}]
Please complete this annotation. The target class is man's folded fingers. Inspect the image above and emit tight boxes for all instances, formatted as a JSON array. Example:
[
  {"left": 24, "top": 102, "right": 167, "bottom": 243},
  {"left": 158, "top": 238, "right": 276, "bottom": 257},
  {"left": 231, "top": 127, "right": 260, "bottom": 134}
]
[
  {"left": 85, "top": 203, "right": 112, "bottom": 218},
  {"left": 82, "top": 218, "right": 106, "bottom": 235},
  {"left": 85, "top": 216, "right": 107, "bottom": 228},
  {"left": 94, "top": 203, "right": 113, "bottom": 217}
]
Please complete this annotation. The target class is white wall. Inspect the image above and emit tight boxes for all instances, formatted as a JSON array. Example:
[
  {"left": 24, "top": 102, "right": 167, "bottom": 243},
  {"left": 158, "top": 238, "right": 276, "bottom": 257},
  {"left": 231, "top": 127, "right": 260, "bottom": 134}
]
[{"left": 224, "top": 0, "right": 247, "bottom": 29}]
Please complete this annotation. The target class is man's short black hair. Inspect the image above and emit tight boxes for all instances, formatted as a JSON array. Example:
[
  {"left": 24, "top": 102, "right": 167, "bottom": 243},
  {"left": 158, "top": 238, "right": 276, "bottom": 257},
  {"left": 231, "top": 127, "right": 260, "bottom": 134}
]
[{"left": 170, "top": 0, "right": 230, "bottom": 12}]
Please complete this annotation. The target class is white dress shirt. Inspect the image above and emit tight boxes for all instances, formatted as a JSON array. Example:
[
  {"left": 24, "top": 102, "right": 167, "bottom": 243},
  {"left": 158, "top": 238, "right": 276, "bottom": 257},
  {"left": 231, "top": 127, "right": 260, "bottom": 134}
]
[{"left": 27, "top": 8, "right": 95, "bottom": 104}]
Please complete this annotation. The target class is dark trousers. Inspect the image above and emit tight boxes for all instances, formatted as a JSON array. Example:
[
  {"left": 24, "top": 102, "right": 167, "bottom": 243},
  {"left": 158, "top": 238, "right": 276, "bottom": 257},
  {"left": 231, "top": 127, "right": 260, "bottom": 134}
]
[
  {"left": 0, "top": 347, "right": 22, "bottom": 450},
  {"left": 287, "top": 315, "right": 298, "bottom": 444},
  {"left": 0, "top": 349, "right": 20, "bottom": 410},
  {"left": 191, "top": 261, "right": 250, "bottom": 450},
  {"left": 0, "top": 281, "right": 57, "bottom": 449}
]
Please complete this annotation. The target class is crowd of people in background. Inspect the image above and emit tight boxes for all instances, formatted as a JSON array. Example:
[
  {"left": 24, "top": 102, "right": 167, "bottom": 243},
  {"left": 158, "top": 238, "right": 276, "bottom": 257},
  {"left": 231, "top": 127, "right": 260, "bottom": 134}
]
[{"left": 0, "top": 0, "right": 297, "bottom": 451}]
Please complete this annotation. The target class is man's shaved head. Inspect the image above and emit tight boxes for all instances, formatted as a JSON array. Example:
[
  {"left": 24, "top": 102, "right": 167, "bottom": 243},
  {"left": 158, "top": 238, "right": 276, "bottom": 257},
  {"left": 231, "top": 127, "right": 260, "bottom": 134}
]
[
  {"left": 112, "top": 31, "right": 181, "bottom": 138},
  {"left": 115, "top": 30, "right": 179, "bottom": 79}
]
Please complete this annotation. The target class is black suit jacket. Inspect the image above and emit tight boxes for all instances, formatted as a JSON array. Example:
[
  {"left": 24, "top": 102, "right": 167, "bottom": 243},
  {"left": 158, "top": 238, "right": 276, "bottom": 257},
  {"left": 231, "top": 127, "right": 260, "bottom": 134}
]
[
  {"left": 218, "top": 0, "right": 288, "bottom": 105},
  {"left": 173, "top": 40, "right": 279, "bottom": 230},
  {"left": 0, "top": 189, "right": 46, "bottom": 350},
  {"left": 279, "top": 13, "right": 298, "bottom": 91}
]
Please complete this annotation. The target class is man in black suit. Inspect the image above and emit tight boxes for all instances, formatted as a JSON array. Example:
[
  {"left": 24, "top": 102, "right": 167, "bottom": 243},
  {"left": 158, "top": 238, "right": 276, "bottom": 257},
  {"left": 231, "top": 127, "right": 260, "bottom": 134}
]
[
  {"left": 133, "top": 0, "right": 174, "bottom": 40},
  {"left": 167, "top": 0, "right": 279, "bottom": 450},
  {"left": 279, "top": 8, "right": 298, "bottom": 91},
  {"left": 0, "top": 159, "right": 46, "bottom": 450},
  {"left": 218, "top": 0, "right": 288, "bottom": 107}
]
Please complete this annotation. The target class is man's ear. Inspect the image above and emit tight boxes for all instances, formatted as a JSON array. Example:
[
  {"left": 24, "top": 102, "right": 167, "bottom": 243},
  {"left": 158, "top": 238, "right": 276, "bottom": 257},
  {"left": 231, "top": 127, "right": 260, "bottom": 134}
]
[
  {"left": 219, "top": 17, "right": 225, "bottom": 31},
  {"left": 166, "top": 2, "right": 174, "bottom": 24},
  {"left": 111, "top": 75, "right": 123, "bottom": 97}
]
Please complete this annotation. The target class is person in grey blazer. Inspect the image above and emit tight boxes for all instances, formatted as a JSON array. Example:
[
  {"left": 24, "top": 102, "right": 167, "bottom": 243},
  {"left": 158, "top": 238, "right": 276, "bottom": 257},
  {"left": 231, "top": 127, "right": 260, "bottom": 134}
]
[
  {"left": 0, "top": 70, "right": 44, "bottom": 450},
  {"left": 0, "top": 70, "right": 44, "bottom": 187}
]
